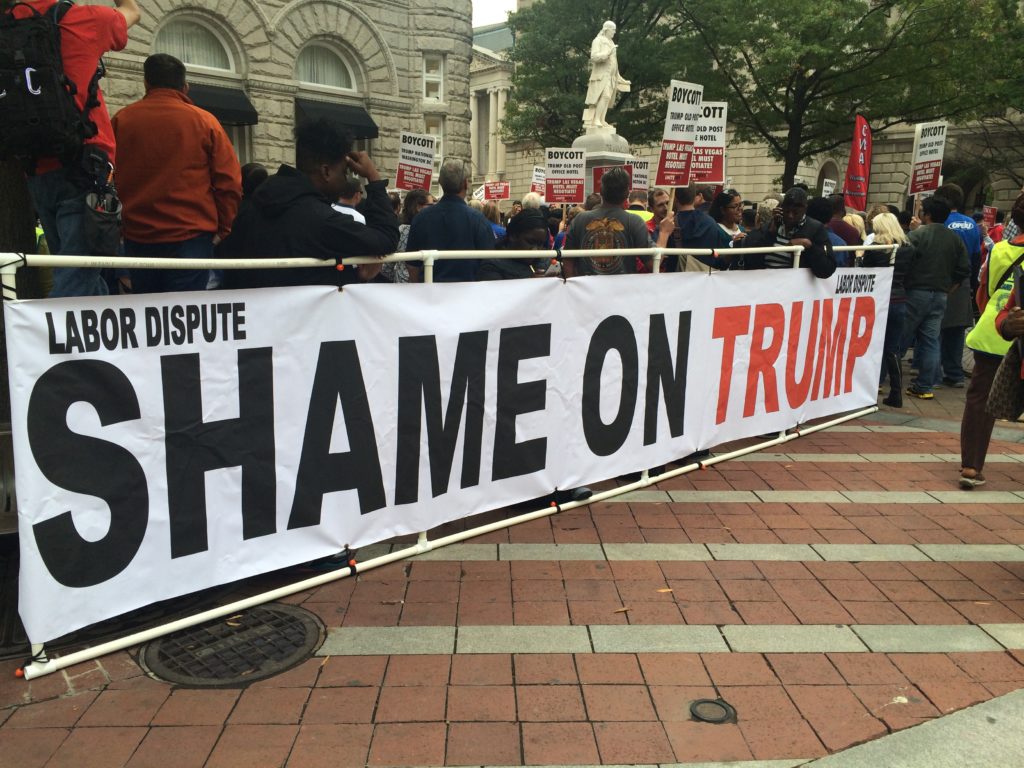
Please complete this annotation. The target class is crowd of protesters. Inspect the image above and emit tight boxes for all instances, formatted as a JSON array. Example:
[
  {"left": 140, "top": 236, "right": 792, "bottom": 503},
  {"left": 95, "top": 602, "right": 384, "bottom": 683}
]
[{"left": 16, "top": 0, "right": 1024, "bottom": 496}]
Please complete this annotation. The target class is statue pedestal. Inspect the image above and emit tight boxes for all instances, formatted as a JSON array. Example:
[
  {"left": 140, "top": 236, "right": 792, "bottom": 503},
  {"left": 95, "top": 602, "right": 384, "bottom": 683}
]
[{"left": 572, "top": 132, "right": 632, "bottom": 197}]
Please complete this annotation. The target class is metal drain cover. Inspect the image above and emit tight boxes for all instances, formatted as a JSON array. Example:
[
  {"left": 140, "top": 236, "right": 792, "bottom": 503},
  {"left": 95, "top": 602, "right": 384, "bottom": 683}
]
[
  {"left": 140, "top": 603, "right": 325, "bottom": 687},
  {"left": 690, "top": 698, "right": 737, "bottom": 723}
]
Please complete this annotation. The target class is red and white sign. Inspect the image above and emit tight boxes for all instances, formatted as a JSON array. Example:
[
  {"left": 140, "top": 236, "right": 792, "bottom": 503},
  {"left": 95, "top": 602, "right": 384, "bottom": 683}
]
[
  {"left": 656, "top": 80, "right": 703, "bottom": 187},
  {"left": 530, "top": 166, "right": 546, "bottom": 195},
  {"left": 7, "top": 269, "right": 889, "bottom": 642},
  {"left": 484, "top": 181, "right": 511, "bottom": 201},
  {"left": 909, "top": 121, "right": 947, "bottom": 196},
  {"left": 843, "top": 115, "right": 872, "bottom": 213},
  {"left": 545, "top": 148, "right": 586, "bottom": 204},
  {"left": 592, "top": 164, "right": 633, "bottom": 192},
  {"left": 395, "top": 131, "right": 437, "bottom": 191},
  {"left": 631, "top": 160, "right": 650, "bottom": 191},
  {"left": 690, "top": 102, "right": 727, "bottom": 185},
  {"left": 983, "top": 206, "right": 998, "bottom": 228}
]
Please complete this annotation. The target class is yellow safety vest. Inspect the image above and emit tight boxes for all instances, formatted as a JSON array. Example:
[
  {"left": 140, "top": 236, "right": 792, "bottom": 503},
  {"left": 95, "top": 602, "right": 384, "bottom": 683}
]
[
  {"left": 627, "top": 209, "right": 654, "bottom": 223},
  {"left": 966, "top": 238, "right": 1024, "bottom": 355}
]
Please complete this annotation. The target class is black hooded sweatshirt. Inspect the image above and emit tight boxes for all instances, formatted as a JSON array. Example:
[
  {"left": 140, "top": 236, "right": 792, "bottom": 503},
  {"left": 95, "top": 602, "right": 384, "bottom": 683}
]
[{"left": 220, "top": 165, "right": 399, "bottom": 289}]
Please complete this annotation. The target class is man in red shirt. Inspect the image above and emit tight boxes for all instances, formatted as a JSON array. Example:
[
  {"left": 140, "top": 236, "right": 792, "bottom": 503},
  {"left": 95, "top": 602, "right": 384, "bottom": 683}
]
[
  {"left": 113, "top": 53, "right": 242, "bottom": 293},
  {"left": 14, "top": 0, "right": 141, "bottom": 296}
]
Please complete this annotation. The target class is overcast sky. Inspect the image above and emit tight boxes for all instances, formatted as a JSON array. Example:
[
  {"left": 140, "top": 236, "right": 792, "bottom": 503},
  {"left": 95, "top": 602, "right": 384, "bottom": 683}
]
[{"left": 472, "top": 0, "right": 517, "bottom": 27}]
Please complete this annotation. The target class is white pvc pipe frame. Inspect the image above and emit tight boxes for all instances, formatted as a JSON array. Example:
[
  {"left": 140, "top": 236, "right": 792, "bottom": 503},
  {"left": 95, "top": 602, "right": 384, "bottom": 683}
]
[{"left": 3, "top": 243, "right": 893, "bottom": 679}]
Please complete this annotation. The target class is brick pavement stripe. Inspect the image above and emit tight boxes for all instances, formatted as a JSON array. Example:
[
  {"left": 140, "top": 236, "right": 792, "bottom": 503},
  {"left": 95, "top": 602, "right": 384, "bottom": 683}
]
[
  {"left": 457, "top": 625, "right": 592, "bottom": 654},
  {"left": 917, "top": 544, "right": 1024, "bottom": 561},
  {"left": 317, "top": 627, "right": 455, "bottom": 655},
  {"left": 669, "top": 490, "right": 760, "bottom": 502},
  {"left": 933, "top": 491, "right": 1024, "bottom": 503},
  {"left": 981, "top": 624, "right": 1024, "bottom": 649},
  {"left": 612, "top": 490, "right": 673, "bottom": 502},
  {"left": 603, "top": 543, "right": 711, "bottom": 561},
  {"left": 842, "top": 491, "right": 938, "bottom": 504},
  {"left": 707, "top": 544, "right": 822, "bottom": 561},
  {"left": 812, "top": 544, "right": 931, "bottom": 562},
  {"left": 590, "top": 625, "right": 728, "bottom": 653},
  {"left": 756, "top": 491, "right": 849, "bottom": 504},
  {"left": 723, "top": 626, "right": 868, "bottom": 653},
  {"left": 499, "top": 543, "right": 605, "bottom": 560},
  {"left": 411, "top": 543, "right": 497, "bottom": 561},
  {"left": 853, "top": 625, "right": 1004, "bottom": 652}
]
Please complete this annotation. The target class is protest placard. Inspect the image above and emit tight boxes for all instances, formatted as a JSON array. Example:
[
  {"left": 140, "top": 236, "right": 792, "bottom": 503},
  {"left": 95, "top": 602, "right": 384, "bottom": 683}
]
[
  {"left": 690, "top": 102, "right": 727, "bottom": 185},
  {"left": 545, "top": 148, "right": 586, "bottom": 204},
  {"left": 656, "top": 80, "right": 703, "bottom": 187},
  {"left": 909, "top": 121, "right": 947, "bottom": 195},
  {"left": 395, "top": 132, "right": 437, "bottom": 191}
]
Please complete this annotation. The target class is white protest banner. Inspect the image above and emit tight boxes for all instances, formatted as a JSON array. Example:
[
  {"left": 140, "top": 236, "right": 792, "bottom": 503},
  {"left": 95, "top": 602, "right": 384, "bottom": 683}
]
[
  {"left": 690, "top": 102, "right": 727, "bottom": 185},
  {"left": 656, "top": 80, "right": 703, "bottom": 187},
  {"left": 530, "top": 166, "right": 546, "bottom": 194},
  {"left": 544, "top": 148, "right": 586, "bottom": 204},
  {"left": 8, "top": 269, "right": 888, "bottom": 642},
  {"left": 631, "top": 160, "right": 650, "bottom": 191},
  {"left": 821, "top": 178, "right": 838, "bottom": 197},
  {"left": 909, "top": 121, "right": 947, "bottom": 195},
  {"left": 484, "top": 181, "right": 511, "bottom": 201},
  {"left": 395, "top": 131, "right": 437, "bottom": 191}
]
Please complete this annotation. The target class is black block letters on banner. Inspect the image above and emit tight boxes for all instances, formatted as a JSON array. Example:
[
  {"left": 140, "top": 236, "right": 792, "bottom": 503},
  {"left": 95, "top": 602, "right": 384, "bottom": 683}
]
[
  {"left": 644, "top": 313, "right": 691, "bottom": 445},
  {"left": 395, "top": 332, "right": 487, "bottom": 504},
  {"left": 582, "top": 316, "right": 640, "bottom": 456},
  {"left": 288, "top": 341, "right": 386, "bottom": 528},
  {"left": 162, "top": 350, "right": 276, "bottom": 558},
  {"left": 493, "top": 325, "right": 550, "bottom": 481},
  {"left": 27, "top": 361, "right": 149, "bottom": 588}
]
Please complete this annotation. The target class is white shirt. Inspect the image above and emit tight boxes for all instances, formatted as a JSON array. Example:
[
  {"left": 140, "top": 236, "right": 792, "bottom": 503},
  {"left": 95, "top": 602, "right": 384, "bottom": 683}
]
[{"left": 332, "top": 203, "right": 366, "bottom": 224}]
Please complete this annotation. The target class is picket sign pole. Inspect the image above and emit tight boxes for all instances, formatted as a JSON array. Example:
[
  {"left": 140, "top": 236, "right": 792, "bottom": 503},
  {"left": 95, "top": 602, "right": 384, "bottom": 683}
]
[{"left": 19, "top": 403, "right": 879, "bottom": 681}]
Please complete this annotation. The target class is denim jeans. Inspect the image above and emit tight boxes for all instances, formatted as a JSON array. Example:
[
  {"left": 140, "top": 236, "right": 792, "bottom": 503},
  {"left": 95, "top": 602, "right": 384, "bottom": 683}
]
[
  {"left": 879, "top": 300, "right": 907, "bottom": 386},
  {"left": 126, "top": 234, "right": 214, "bottom": 294},
  {"left": 940, "top": 326, "right": 967, "bottom": 383},
  {"left": 27, "top": 168, "right": 109, "bottom": 297},
  {"left": 899, "top": 289, "right": 947, "bottom": 393}
]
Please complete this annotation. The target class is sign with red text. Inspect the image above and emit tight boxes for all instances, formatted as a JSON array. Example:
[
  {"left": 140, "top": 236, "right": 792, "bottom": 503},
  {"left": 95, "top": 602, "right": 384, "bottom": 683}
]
[
  {"left": 484, "top": 181, "right": 511, "bottom": 201},
  {"left": 7, "top": 269, "right": 887, "bottom": 642},
  {"left": 545, "top": 148, "right": 586, "bottom": 203},
  {"left": 843, "top": 115, "right": 872, "bottom": 213},
  {"left": 395, "top": 132, "right": 437, "bottom": 191},
  {"left": 983, "top": 206, "right": 998, "bottom": 228},
  {"left": 592, "top": 164, "right": 633, "bottom": 193},
  {"left": 656, "top": 80, "right": 704, "bottom": 186},
  {"left": 531, "top": 166, "right": 546, "bottom": 195},
  {"left": 909, "top": 121, "right": 947, "bottom": 195},
  {"left": 690, "top": 102, "right": 727, "bottom": 185}
]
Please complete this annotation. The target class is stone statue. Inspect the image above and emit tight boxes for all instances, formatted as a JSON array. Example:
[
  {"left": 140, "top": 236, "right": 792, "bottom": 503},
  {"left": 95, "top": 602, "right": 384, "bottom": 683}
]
[{"left": 582, "top": 21, "right": 631, "bottom": 135}]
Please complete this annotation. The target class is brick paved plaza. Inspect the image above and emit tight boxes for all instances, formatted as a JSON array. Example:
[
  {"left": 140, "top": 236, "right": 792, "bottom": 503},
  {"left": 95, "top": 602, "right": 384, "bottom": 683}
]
[{"left": 3, "top": 386, "right": 1024, "bottom": 767}]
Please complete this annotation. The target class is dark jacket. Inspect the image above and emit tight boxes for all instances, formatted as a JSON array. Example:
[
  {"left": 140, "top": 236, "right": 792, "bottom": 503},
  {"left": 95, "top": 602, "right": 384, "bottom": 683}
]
[
  {"left": 741, "top": 216, "right": 837, "bottom": 278},
  {"left": 220, "top": 165, "right": 398, "bottom": 289},
  {"left": 863, "top": 242, "right": 914, "bottom": 302},
  {"left": 407, "top": 194, "right": 496, "bottom": 282},
  {"left": 675, "top": 210, "right": 732, "bottom": 269},
  {"left": 905, "top": 223, "right": 970, "bottom": 293}
]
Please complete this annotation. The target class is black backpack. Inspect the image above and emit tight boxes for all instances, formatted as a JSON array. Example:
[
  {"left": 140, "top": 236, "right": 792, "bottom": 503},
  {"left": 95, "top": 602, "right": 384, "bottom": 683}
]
[{"left": 0, "top": 0, "right": 104, "bottom": 164}]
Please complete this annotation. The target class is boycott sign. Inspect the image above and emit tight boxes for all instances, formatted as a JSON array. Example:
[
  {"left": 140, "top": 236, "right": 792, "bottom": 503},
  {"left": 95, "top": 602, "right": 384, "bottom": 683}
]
[
  {"left": 545, "top": 148, "right": 585, "bottom": 203},
  {"left": 690, "top": 102, "right": 727, "bottom": 185},
  {"left": 7, "top": 270, "right": 889, "bottom": 642},
  {"left": 822, "top": 178, "right": 838, "bottom": 197},
  {"left": 631, "top": 160, "right": 650, "bottom": 191},
  {"left": 656, "top": 80, "right": 704, "bottom": 187},
  {"left": 395, "top": 132, "right": 437, "bottom": 191},
  {"left": 531, "top": 166, "right": 546, "bottom": 194},
  {"left": 484, "top": 181, "right": 511, "bottom": 201},
  {"left": 983, "top": 206, "right": 998, "bottom": 228},
  {"left": 909, "top": 121, "right": 947, "bottom": 195},
  {"left": 592, "top": 164, "right": 633, "bottom": 192}
]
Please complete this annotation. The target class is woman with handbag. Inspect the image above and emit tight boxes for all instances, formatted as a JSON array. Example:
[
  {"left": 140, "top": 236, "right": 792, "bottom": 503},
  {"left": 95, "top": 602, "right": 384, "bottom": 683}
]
[{"left": 959, "top": 193, "right": 1024, "bottom": 488}]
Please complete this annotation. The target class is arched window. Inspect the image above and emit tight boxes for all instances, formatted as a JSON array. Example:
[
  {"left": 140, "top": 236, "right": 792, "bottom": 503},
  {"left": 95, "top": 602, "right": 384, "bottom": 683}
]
[
  {"left": 154, "top": 19, "right": 232, "bottom": 71},
  {"left": 296, "top": 44, "right": 354, "bottom": 90}
]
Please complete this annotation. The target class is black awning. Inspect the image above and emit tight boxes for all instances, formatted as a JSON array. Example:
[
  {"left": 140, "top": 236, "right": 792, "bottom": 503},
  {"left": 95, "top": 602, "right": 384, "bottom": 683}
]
[
  {"left": 187, "top": 84, "right": 259, "bottom": 126},
  {"left": 295, "top": 98, "right": 379, "bottom": 139}
]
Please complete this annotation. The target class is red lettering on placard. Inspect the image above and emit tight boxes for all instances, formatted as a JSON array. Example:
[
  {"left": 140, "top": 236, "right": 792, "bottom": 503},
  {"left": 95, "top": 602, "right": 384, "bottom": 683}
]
[
  {"left": 743, "top": 304, "right": 784, "bottom": 418},
  {"left": 712, "top": 306, "right": 751, "bottom": 424}
]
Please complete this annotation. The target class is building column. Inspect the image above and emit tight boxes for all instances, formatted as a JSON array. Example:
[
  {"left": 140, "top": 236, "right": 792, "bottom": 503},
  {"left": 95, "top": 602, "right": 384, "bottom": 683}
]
[
  {"left": 496, "top": 88, "right": 508, "bottom": 177},
  {"left": 487, "top": 88, "right": 498, "bottom": 180},
  {"left": 469, "top": 92, "right": 479, "bottom": 179}
]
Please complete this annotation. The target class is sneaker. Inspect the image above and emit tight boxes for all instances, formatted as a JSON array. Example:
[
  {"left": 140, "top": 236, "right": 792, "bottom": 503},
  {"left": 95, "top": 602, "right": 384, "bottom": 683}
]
[
  {"left": 942, "top": 378, "right": 966, "bottom": 389},
  {"left": 905, "top": 386, "right": 934, "bottom": 400},
  {"left": 959, "top": 472, "right": 986, "bottom": 490}
]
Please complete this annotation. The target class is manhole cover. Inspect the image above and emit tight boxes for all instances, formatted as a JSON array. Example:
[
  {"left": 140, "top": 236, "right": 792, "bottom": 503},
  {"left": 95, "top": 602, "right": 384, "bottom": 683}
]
[
  {"left": 140, "top": 603, "right": 325, "bottom": 687},
  {"left": 690, "top": 698, "right": 737, "bottom": 723}
]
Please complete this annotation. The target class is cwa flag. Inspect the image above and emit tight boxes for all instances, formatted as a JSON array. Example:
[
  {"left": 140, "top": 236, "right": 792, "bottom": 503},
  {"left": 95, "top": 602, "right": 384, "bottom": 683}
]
[{"left": 843, "top": 115, "right": 871, "bottom": 213}]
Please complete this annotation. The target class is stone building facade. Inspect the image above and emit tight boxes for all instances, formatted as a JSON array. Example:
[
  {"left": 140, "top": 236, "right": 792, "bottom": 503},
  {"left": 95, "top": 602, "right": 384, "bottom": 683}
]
[{"left": 92, "top": 0, "right": 474, "bottom": 182}]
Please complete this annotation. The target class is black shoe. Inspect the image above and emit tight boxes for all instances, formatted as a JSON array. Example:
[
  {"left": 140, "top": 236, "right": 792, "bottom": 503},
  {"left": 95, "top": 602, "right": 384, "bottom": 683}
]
[{"left": 882, "top": 390, "right": 903, "bottom": 408}]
